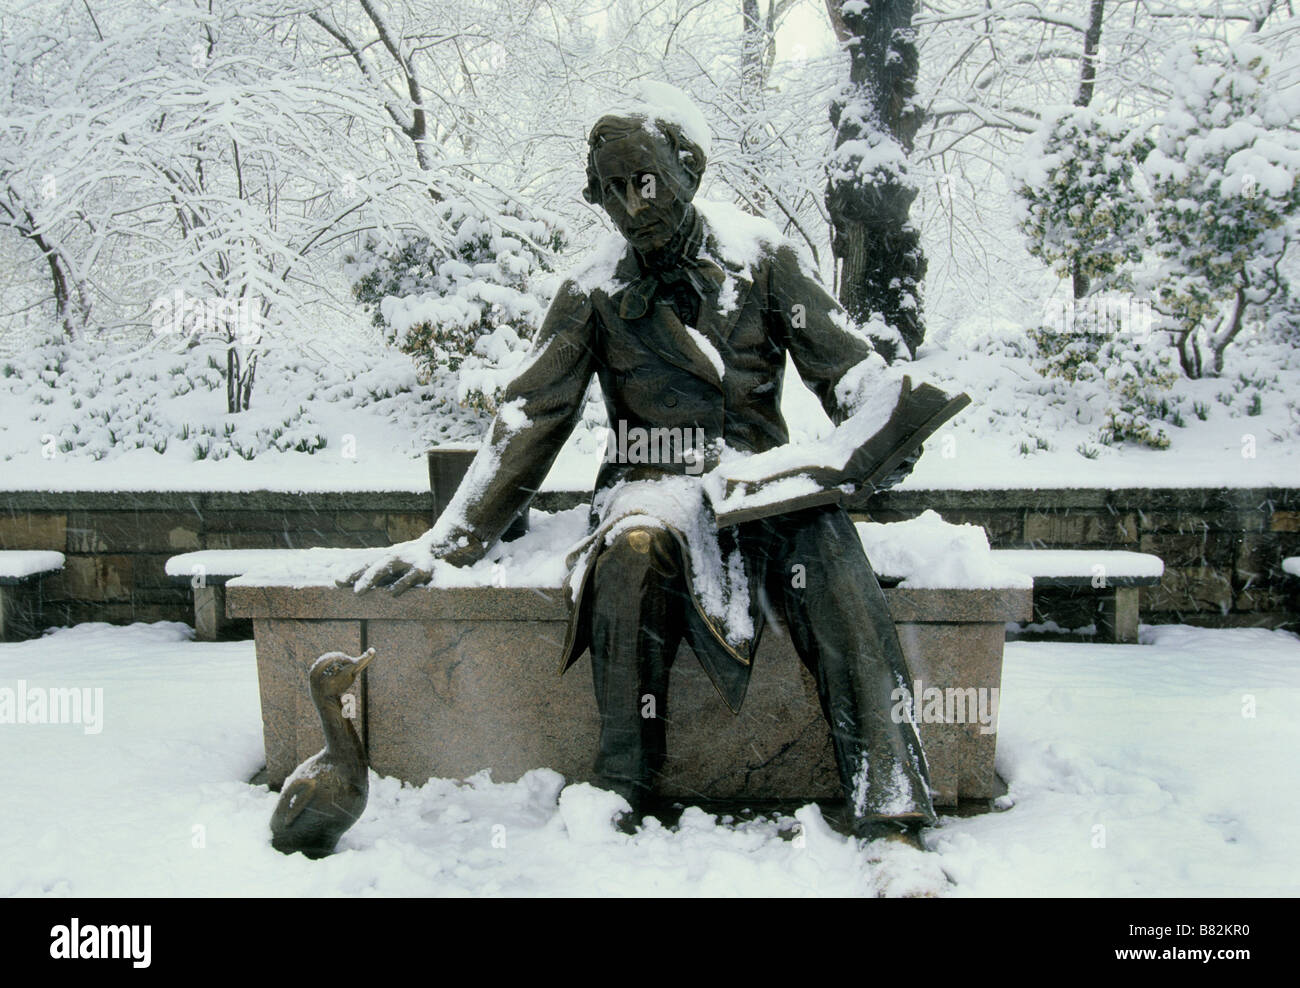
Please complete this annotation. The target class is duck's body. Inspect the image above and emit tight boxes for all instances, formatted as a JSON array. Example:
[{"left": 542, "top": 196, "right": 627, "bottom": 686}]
[{"left": 270, "top": 648, "right": 375, "bottom": 859}]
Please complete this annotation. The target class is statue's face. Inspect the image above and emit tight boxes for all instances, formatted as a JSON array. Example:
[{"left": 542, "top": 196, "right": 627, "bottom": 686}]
[{"left": 592, "top": 129, "right": 694, "bottom": 253}]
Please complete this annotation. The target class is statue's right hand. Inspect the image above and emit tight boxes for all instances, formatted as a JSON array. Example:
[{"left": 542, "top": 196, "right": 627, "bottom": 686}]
[
  {"left": 336, "top": 554, "right": 430, "bottom": 597},
  {"left": 336, "top": 538, "right": 482, "bottom": 597}
]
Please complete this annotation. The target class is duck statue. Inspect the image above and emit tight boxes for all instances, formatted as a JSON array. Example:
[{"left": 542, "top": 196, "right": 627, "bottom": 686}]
[{"left": 270, "top": 647, "right": 376, "bottom": 859}]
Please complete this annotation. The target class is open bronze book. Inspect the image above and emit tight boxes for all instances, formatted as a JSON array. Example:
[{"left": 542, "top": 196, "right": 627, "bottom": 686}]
[{"left": 705, "top": 376, "right": 971, "bottom": 528}]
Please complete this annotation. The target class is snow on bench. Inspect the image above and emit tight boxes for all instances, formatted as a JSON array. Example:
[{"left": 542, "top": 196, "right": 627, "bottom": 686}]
[
  {"left": 855, "top": 511, "right": 1031, "bottom": 589},
  {"left": 166, "top": 549, "right": 367, "bottom": 587},
  {"left": 0, "top": 550, "right": 64, "bottom": 641},
  {"left": 989, "top": 549, "right": 1164, "bottom": 586},
  {"left": 1284, "top": 557, "right": 1300, "bottom": 578},
  {"left": 172, "top": 512, "right": 1162, "bottom": 643},
  {"left": 167, "top": 548, "right": 379, "bottom": 640},
  {"left": 0, "top": 550, "right": 66, "bottom": 585},
  {"left": 990, "top": 549, "right": 1164, "bottom": 644}
]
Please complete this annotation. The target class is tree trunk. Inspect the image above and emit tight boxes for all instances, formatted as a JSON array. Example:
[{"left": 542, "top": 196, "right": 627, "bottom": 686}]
[
  {"left": 739, "top": 0, "right": 767, "bottom": 213},
  {"left": 1070, "top": 1, "right": 1105, "bottom": 301},
  {"left": 824, "top": 0, "right": 926, "bottom": 361},
  {"left": 1074, "top": 0, "right": 1105, "bottom": 110}
]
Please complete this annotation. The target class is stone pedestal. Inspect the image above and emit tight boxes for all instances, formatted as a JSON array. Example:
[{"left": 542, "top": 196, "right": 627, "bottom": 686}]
[{"left": 228, "top": 584, "right": 1030, "bottom": 806}]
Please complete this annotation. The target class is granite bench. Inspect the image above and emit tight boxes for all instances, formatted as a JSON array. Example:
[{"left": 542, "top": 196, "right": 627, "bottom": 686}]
[
  {"left": 225, "top": 511, "right": 1032, "bottom": 809},
  {"left": 0, "top": 551, "right": 65, "bottom": 641},
  {"left": 992, "top": 549, "right": 1164, "bottom": 644},
  {"left": 166, "top": 549, "right": 359, "bottom": 641}
]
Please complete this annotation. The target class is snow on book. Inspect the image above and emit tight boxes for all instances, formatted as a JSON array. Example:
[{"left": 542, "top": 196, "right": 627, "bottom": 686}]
[{"left": 705, "top": 376, "right": 971, "bottom": 528}]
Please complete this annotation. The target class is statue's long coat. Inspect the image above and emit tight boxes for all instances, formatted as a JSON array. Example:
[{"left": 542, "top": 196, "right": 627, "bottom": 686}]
[{"left": 440, "top": 201, "right": 880, "bottom": 711}]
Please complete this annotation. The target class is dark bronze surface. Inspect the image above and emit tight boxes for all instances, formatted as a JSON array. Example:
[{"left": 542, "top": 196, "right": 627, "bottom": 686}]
[
  {"left": 269, "top": 648, "right": 375, "bottom": 858},
  {"left": 346, "top": 98, "right": 947, "bottom": 830}
]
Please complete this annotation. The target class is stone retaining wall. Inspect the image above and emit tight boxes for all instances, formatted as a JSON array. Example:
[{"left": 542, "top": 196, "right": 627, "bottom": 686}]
[{"left": 1, "top": 487, "right": 1297, "bottom": 631}]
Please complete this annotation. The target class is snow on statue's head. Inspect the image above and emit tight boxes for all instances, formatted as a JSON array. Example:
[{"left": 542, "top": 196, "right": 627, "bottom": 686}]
[{"left": 584, "top": 81, "right": 711, "bottom": 253}]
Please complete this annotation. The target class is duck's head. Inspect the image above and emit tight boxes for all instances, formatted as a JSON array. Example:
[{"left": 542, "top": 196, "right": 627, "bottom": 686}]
[{"left": 308, "top": 648, "right": 377, "bottom": 701}]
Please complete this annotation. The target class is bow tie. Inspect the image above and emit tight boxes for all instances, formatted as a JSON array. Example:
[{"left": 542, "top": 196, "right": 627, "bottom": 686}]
[{"left": 619, "top": 257, "right": 726, "bottom": 320}]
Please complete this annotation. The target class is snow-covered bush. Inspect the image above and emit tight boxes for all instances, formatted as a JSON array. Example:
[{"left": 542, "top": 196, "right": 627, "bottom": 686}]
[
  {"left": 1143, "top": 42, "right": 1300, "bottom": 378},
  {"left": 1, "top": 338, "right": 332, "bottom": 463},
  {"left": 1012, "top": 106, "right": 1153, "bottom": 299},
  {"left": 1012, "top": 107, "right": 1178, "bottom": 447},
  {"left": 347, "top": 199, "right": 564, "bottom": 426},
  {"left": 1027, "top": 324, "right": 1180, "bottom": 449}
]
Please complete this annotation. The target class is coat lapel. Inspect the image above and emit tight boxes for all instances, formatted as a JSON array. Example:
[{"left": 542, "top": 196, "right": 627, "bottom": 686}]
[
  {"left": 605, "top": 214, "right": 755, "bottom": 394},
  {"left": 694, "top": 259, "right": 751, "bottom": 349}
]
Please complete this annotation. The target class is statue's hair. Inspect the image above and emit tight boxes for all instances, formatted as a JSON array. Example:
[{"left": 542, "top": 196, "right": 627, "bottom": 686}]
[{"left": 583, "top": 112, "right": 707, "bottom": 205}]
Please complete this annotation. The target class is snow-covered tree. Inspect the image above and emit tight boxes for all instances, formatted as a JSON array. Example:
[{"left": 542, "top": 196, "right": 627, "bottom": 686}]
[
  {"left": 824, "top": 0, "right": 926, "bottom": 360},
  {"left": 347, "top": 196, "right": 564, "bottom": 420},
  {"left": 1012, "top": 107, "right": 1152, "bottom": 301},
  {"left": 1143, "top": 41, "right": 1300, "bottom": 378}
]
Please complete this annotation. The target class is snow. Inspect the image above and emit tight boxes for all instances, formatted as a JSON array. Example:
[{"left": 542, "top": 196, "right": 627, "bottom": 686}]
[
  {"left": 566, "top": 233, "right": 629, "bottom": 295},
  {"left": 607, "top": 79, "right": 713, "bottom": 158},
  {"left": 714, "top": 376, "right": 904, "bottom": 487},
  {"left": 165, "top": 549, "right": 355, "bottom": 580},
  {"left": 991, "top": 550, "right": 1164, "bottom": 581},
  {"left": 1283, "top": 558, "right": 1300, "bottom": 578},
  {"left": 694, "top": 198, "right": 784, "bottom": 271},
  {"left": 4, "top": 329, "right": 1300, "bottom": 495},
  {"left": 856, "top": 510, "right": 1032, "bottom": 590},
  {"left": 228, "top": 507, "right": 592, "bottom": 590},
  {"left": 684, "top": 326, "right": 724, "bottom": 381},
  {"left": 0, "top": 550, "right": 65, "bottom": 579},
  {"left": 585, "top": 474, "right": 755, "bottom": 647},
  {"left": 3, "top": 619, "right": 1296, "bottom": 896}
]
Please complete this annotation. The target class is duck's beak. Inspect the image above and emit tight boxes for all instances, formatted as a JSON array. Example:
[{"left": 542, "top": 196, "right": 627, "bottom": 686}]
[{"left": 352, "top": 647, "right": 377, "bottom": 672}]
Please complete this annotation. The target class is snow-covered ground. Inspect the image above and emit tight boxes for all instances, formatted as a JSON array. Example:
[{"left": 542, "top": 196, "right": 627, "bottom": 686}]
[
  {"left": 2, "top": 620, "right": 1297, "bottom": 897},
  {"left": 3, "top": 328, "right": 1298, "bottom": 494}
]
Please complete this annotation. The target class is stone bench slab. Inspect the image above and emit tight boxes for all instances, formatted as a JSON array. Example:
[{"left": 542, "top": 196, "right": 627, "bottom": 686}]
[{"left": 229, "top": 583, "right": 1031, "bottom": 808}]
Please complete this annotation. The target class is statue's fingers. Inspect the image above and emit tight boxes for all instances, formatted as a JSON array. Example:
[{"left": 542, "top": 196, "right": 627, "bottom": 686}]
[
  {"left": 389, "top": 567, "right": 430, "bottom": 598},
  {"left": 335, "top": 563, "right": 372, "bottom": 589},
  {"left": 347, "top": 558, "right": 406, "bottom": 595}
]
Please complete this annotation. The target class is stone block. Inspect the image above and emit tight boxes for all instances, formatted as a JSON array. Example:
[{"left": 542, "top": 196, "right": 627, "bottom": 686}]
[
  {"left": 1145, "top": 567, "right": 1234, "bottom": 613},
  {"left": 386, "top": 512, "right": 434, "bottom": 544},
  {"left": 1140, "top": 532, "right": 1237, "bottom": 569},
  {"left": 193, "top": 586, "right": 226, "bottom": 641},
  {"left": 0, "top": 512, "right": 66, "bottom": 551},
  {"left": 1136, "top": 510, "right": 1267, "bottom": 534},
  {"left": 1023, "top": 511, "right": 1136, "bottom": 546},
  {"left": 65, "top": 511, "right": 200, "bottom": 553},
  {"left": 1271, "top": 511, "right": 1300, "bottom": 532},
  {"left": 55, "top": 555, "right": 133, "bottom": 601}
]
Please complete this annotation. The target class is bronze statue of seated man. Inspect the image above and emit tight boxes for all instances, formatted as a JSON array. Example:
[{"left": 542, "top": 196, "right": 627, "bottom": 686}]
[{"left": 346, "top": 86, "right": 936, "bottom": 844}]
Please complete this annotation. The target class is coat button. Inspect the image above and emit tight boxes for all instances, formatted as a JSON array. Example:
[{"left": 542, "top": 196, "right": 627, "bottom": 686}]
[{"left": 663, "top": 394, "right": 678, "bottom": 407}]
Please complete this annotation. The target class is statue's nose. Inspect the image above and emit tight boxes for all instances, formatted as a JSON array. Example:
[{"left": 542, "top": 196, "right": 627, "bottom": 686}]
[{"left": 624, "top": 182, "right": 649, "bottom": 216}]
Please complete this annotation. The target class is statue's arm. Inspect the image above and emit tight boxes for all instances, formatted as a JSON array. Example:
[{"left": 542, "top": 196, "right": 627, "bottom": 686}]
[
  {"left": 435, "top": 279, "right": 597, "bottom": 559},
  {"left": 763, "top": 243, "right": 885, "bottom": 426},
  {"left": 763, "top": 243, "right": 917, "bottom": 491},
  {"left": 342, "top": 280, "right": 596, "bottom": 592}
]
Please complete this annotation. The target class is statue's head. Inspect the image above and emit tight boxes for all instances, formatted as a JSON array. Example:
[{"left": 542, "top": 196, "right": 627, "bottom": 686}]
[{"left": 584, "top": 85, "right": 709, "bottom": 253}]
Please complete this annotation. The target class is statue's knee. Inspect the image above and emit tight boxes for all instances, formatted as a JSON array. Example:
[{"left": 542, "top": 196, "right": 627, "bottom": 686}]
[{"left": 603, "top": 525, "right": 678, "bottom": 575}]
